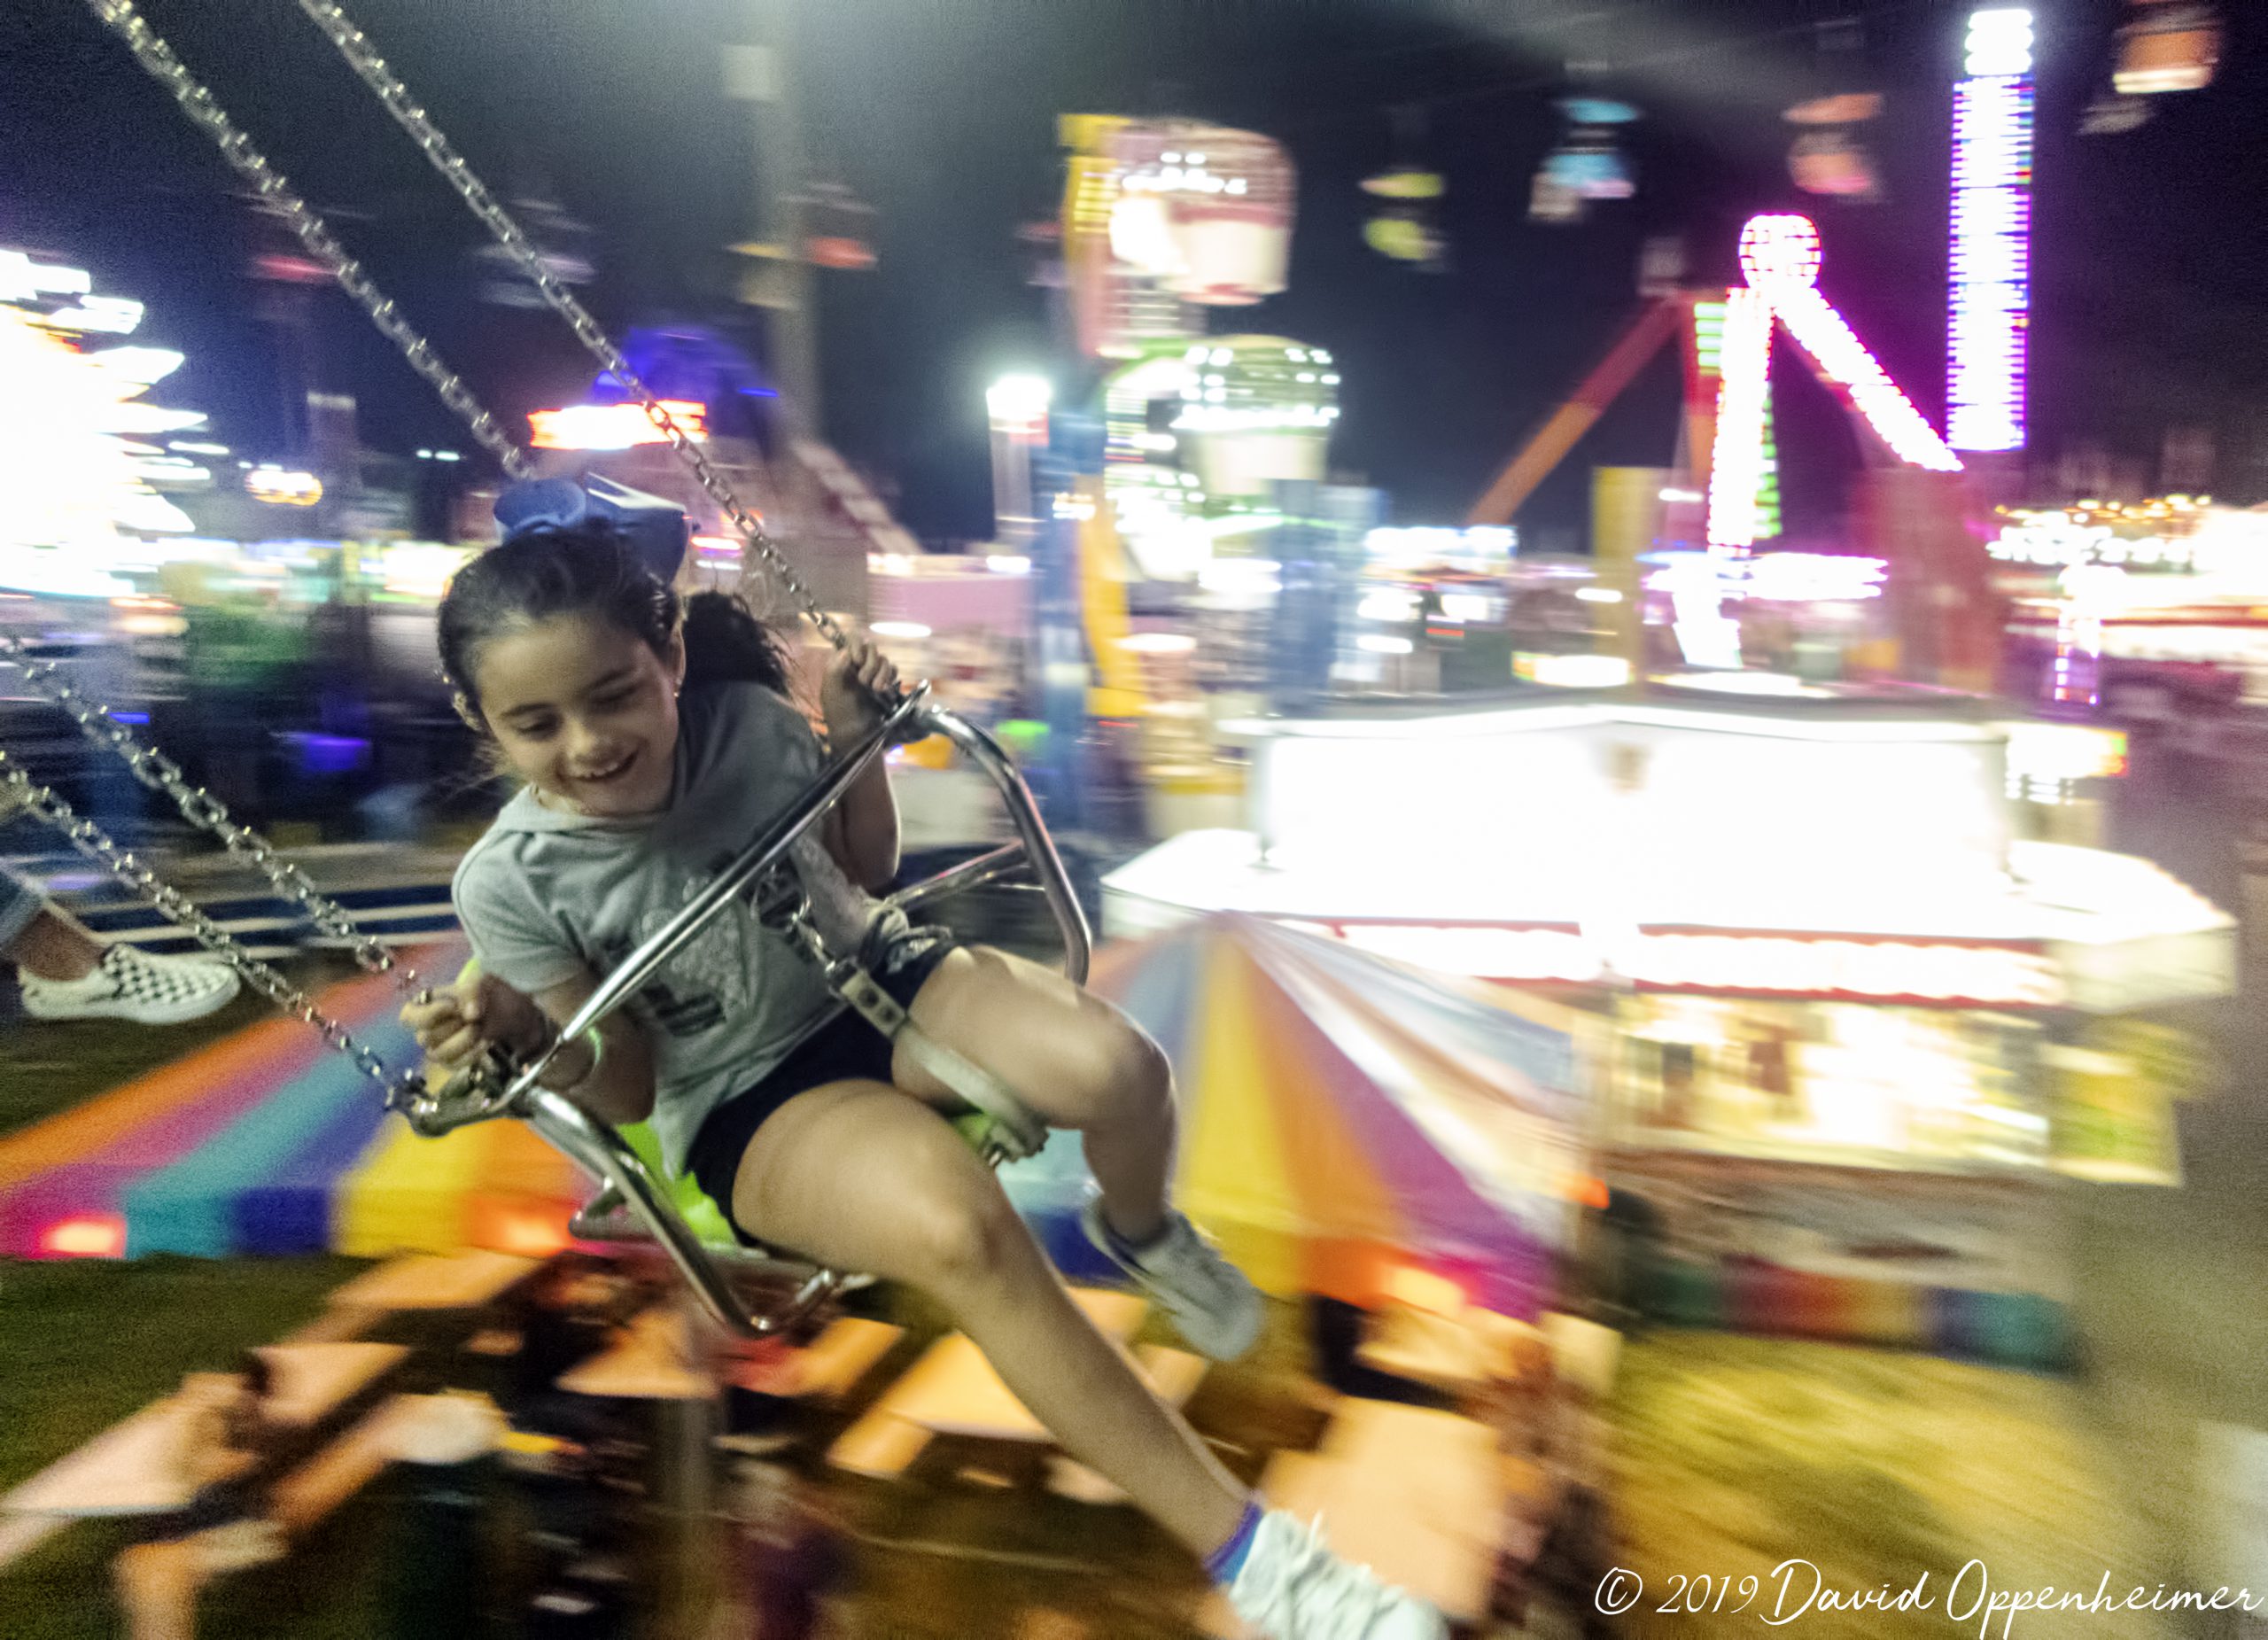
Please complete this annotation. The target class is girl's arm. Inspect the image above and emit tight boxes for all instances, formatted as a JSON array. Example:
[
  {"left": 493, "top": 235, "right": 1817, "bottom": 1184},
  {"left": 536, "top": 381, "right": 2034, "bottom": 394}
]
[
  {"left": 824, "top": 760, "right": 900, "bottom": 893},
  {"left": 408, "top": 963, "right": 656, "bottom": 1126},
  {"left": 818, "top": 639, "right": 904, "bottom": 892},
  {"left": 530, "top": 971, "right": 658, "bottom": 1127}
]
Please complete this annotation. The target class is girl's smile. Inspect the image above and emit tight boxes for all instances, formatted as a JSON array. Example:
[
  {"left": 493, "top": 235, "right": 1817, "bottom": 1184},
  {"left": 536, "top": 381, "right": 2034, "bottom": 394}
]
[{"left": 469, "top": 611, "right": 685, "bottom": 817}]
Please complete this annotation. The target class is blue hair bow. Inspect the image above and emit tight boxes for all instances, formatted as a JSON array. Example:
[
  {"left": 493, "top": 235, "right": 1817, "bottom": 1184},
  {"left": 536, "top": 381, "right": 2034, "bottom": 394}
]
[{"left": 493, "top": 474, "right": 690, "bottom": 583}]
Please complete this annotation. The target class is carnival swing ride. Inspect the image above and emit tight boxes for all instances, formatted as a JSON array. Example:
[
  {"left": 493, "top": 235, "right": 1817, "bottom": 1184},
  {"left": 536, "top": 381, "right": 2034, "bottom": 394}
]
[{"left": 0, "top": 0, "right": 1092, "bottom": 1341}]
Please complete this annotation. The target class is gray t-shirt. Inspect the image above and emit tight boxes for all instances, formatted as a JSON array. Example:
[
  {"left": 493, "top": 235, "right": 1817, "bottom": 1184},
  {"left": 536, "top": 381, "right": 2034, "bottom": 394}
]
[{"left": 452, "top": 680, "right": 879, "bottom": 1175}]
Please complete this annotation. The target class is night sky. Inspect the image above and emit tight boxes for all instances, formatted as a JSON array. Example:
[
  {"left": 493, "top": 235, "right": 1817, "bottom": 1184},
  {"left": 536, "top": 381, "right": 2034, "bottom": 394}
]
[{"left": 4, "top": 0, "right": 2264, "bottom": 546}]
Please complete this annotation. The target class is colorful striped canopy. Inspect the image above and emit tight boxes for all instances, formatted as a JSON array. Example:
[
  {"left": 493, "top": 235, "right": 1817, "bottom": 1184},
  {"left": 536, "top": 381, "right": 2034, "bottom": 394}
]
[
  {"left": 1035, "top": 913, "right": 1588, "bottom": 1319},
  {"left": 0, "top": 941, "right": 586, "bottom": 1263}
]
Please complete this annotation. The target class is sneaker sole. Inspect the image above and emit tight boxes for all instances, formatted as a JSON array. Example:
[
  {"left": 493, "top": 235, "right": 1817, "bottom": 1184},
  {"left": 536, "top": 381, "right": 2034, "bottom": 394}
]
[{"left": 19, "top": 984, "right": 241, "bottom": 1026}]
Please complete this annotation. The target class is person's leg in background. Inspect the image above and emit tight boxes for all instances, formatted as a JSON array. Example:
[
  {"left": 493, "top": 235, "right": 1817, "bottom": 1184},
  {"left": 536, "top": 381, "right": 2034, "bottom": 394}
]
[
  {"left": 4, "top": 863, "right": 241, "bottom": 1024},
  {"left": 0, "top": 865, "right": 98, "bottom": 981}
]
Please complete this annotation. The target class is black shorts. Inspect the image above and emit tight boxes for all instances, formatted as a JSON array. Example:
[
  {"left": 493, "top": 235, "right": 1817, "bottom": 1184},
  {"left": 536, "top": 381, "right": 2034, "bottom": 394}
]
[{"left": 687, "top": 929, "right": 958, "bottom": 1237}]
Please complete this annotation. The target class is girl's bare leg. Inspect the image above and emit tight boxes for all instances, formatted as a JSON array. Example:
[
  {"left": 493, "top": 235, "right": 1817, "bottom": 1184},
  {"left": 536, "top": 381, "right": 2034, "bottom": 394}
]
[
  {"left": 731, "top": 1079, "right": 1247, "bottom": 1558},
  {"left": 893, "top": 946, "right": 1175, "bottom": 1246},
  {"left": 5, "top": 905, "right": 103, "bottom": 982}
]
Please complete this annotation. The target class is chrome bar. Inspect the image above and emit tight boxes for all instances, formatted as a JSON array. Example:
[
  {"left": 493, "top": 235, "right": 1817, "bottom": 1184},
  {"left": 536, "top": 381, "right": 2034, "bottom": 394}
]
[
  {"left": 885, "top": 841, "right": 1028, "bottom": 921},
  {"left": 523, "top": 1086, "right": 838, "bottom": 1340},
  {"left": 920, "top": 708, "right": 1091, "bottom": 984}
]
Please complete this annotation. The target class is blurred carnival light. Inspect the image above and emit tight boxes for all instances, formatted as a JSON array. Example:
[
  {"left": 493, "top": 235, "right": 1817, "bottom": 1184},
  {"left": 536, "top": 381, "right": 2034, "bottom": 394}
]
[
  {"left": 1784, "top": 15, "right": 1884, "bottom": 200},
  {"left": 1785, "top": 93, "right": 1884, "bottom": 199},
  {"left": 1361, "top": 166, "right": 1448, "bottom": 269},
  {"left": 1, "top": 253, "right": 201, "bottom": 589},
  {"left": 800, "top": 181, "right": 879, "bottom": 271},
  {"left": 1110, "top": 123, "right": 1296, "bottom": 305},
  {"left": 2113, "top": 0, "right": 2223, "bottom": 94},
  {"left": 988, "top": 374, "right": 1052, "bottom": 545},
  {"left": 1362, "top": 108, "right": 1449, "bottom": 269},
  {"left": 1531, "top": 97, "right": 1640, "bottom": 225}
]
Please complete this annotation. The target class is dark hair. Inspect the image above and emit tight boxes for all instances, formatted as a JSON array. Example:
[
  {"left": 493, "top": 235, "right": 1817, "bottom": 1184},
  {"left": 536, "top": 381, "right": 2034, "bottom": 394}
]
[{"left": 438, "top": 522, "right": 793, "bottom": 723}]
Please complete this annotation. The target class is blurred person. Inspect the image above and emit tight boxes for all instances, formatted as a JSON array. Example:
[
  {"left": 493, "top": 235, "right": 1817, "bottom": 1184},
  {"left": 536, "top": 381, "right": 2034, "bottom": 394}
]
[
  {"left": 406, "top": 488, "right": 1448, "bottom": 1640},
  {"left": 502, "top": 1252, "right": 636, "bottom": 1442},
  {"left": 133, "top": 1353, "right": 285, "bottom": 1577},
  {"left": 712, "top": 1457, "right": 846, "bottom": 1640},
  {"left": 1, "top": 859, "right": 240, "bottom": 1023}
]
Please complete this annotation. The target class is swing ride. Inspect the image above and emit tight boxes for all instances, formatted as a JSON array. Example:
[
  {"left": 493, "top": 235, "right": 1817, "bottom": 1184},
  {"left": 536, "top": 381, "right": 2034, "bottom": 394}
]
[{"left": 0, "top": 0, "right": 1091, "bottom": 1341}]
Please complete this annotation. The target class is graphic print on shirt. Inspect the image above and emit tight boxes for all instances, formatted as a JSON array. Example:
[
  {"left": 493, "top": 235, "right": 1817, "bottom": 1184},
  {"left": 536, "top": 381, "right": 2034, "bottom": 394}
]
[{"left": 612, "top": 867, "right": 758, "bottom": 1039}]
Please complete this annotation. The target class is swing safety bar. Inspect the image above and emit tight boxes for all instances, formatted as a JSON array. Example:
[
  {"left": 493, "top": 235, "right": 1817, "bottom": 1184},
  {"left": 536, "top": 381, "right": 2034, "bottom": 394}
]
[
  {"left": 887, "top": 841, "right": 1029, "bottom": 920},
  {"left": 906, "top": 711, "right": 1091, "bottom": 985},
  {"left": 398, "top": 688, "right": 1092, "bottom": 1337}
]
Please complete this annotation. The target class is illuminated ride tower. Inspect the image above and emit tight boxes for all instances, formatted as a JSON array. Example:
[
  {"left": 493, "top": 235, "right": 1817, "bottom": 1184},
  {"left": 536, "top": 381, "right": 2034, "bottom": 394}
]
[
  {"left": 1015, "top": 118, "right": 1336, "bottom": 826},
  {"left": 1946, "top": 7, "right": 2036, "bottom": 481}
]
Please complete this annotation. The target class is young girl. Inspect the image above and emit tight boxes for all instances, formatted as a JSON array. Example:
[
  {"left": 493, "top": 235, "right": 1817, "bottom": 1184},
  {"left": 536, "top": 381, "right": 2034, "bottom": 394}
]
[{"left": 404, "top": 516, "right": 1445, "bottom": 1640}]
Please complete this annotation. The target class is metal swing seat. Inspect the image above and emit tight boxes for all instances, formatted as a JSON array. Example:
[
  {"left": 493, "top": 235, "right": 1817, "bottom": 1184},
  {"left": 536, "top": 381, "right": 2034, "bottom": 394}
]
[{"left": 0, "top": 0, "right": 1091, "bottom": 1340}]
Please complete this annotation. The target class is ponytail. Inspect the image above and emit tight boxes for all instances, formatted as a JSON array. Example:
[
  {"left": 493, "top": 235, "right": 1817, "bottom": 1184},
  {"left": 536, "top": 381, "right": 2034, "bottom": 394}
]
[{"left": 680, "top": 589, "right": 795, "bottom": 696}]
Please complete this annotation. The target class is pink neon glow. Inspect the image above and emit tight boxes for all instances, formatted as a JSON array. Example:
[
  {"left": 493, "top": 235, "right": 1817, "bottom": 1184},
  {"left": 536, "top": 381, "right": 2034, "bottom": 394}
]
[
  {"left": 1769, "top": 284, "right": 1964, "bottom": 471},
  {"left": 1734, "top": 214, "right": 1964, "bottom": 473},
  {"left": 1707, "top": 286, "right": 1775, "bottom": 548},
  {"left": 1705, "top": 214, "right": 1962, "bottom": 544}
]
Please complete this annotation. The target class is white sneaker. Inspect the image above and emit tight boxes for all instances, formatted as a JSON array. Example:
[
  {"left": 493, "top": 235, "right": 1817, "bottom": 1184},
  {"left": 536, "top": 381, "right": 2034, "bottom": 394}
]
[
  {"left": 1080, "top": 1198, "right": 1262, "bottom": 1362},
  {"left": 1227, "top": 1511, "right": 1448, "bottom": 1640},
  {"left": 19, "top": 944, "right": 240, "bottom": 1026}
]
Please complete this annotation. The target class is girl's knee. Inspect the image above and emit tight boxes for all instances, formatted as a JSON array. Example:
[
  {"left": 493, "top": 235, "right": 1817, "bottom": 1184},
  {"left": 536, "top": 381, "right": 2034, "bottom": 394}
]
[
  {"left": 1083, "top": 1016, "right": 1172, "bottom": 1128},
  {"left": 902, "top": 1178, "right": 1032, "bottom": 1298}
]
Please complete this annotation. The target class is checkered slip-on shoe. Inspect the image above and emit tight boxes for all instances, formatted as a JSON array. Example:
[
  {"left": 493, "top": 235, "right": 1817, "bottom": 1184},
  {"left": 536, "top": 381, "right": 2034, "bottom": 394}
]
[{"left": 19, "top": 944, "right": 240, "bottom": 1026}]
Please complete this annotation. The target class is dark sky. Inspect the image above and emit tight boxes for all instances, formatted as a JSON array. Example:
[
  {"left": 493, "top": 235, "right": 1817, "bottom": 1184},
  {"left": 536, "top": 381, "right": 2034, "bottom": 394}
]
[{"left": 4, "top": 0, "right": 2264, "bottom": 545}]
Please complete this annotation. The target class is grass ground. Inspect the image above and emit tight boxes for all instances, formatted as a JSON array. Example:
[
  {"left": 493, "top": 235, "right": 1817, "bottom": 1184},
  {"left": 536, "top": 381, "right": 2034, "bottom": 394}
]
[{"left": 1605, "top": 1333, "right": 2174, "bottom": 1639}]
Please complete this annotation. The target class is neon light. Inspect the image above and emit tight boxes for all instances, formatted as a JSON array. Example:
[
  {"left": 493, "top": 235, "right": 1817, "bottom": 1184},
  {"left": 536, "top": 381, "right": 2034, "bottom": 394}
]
[
  {"left": 1964, "top": 5, "right": 2035, "bottom": 76},
  {"left": 1706, "top": 287, "right": 1775, "bottom": 548},
  {"left": 527, "top": 399, "right": 708, "bottom": 451},
  {"left": 245, "top": 466, "right": 322, "bottom": 507},
  {"left": 1766, "top": 284, "right": 1965, "bottom": 471},
  {"left": 1755, "top": 401, "right": 1783, "bottom": 540},
  {"left": 0, "top": 251, "right": 92, "bottom": 301},
  {"left": 38, "top": 1214, "right": 127, "bottom": 1258},
  {"left": 1948, "top": 8, "right": 2035, "bottom": 452},
  {"left": 1706, "top": 216, "right": 1961, "bottom": 547}
]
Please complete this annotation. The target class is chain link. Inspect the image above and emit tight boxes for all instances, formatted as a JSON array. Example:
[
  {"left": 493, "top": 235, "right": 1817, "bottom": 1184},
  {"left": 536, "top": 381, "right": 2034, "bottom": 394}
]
[
  {"left": 1, "top": 751, "right": 412, "bottom": 1099},
  {"left": 86, "top": 0, "right": 864, "bottom": 657},
  {"left": 82, "top": 0, "right": 531, "bottom": 480},
  {"left": 0, "top": 633, "right": 423, "bottom": 996},
  {"left": 294, "top": 0, "right": 858, "bottom": 658}
]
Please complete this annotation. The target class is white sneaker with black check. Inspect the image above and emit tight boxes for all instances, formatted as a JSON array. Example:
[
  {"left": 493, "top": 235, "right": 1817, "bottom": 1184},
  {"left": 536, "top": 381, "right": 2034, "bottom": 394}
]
[
  {"left": 1228, "top": 1511, "right": 1448, "bottom": 1640},
  {"left": 19, "top": 944, "right": 240, "bottom": 1026},
  {"left": 1080, "top": 1198, "right": 1263, "bottom": 1362}
]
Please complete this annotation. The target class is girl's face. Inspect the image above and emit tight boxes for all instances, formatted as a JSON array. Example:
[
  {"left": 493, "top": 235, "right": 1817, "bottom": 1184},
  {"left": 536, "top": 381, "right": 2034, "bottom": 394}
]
[{"left": 470, "top": 611, "right": 685, "bottom": 818}]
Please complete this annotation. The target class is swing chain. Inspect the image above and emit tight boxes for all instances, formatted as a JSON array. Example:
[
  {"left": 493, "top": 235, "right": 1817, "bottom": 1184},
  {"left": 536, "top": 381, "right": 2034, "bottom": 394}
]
[
  {"left": 0, "top": 633, "right": 422, "bottom": 997},
  {"left": 1, "top": 754, "right": 408, "bottom": 1097},
  {"left": 81, "top": 0, "right": 532, "bottom": 481},
  {"left": 293, "top": 0, "right": 858, "bottom": 661}
]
